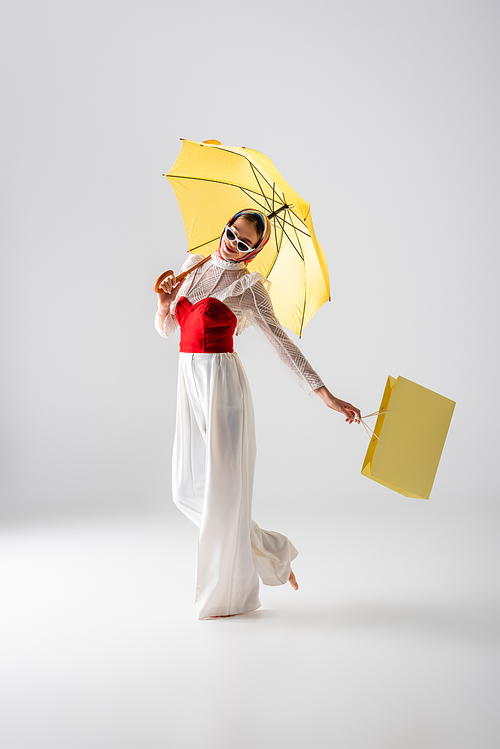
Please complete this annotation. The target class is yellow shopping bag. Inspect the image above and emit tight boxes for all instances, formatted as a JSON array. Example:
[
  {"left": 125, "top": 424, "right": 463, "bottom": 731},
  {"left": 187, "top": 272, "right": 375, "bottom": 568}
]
[{"left": 361, "top": 376, "right": 455, "bottom": 499}]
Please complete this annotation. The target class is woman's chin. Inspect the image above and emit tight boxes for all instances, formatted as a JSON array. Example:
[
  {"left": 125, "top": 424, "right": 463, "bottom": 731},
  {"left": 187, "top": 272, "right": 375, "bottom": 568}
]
[{"left": 221, "top": 245, "right": 243, "bottom": 261}]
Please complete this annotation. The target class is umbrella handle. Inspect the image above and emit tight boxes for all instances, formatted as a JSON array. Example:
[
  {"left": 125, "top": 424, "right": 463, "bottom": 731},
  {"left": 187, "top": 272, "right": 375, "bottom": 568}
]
[
  {"left": 153, "top": 254, "right": 212, "bottom": 293},
  {"left": 153, "top": 270, "right": 174, "bottom": 293}
]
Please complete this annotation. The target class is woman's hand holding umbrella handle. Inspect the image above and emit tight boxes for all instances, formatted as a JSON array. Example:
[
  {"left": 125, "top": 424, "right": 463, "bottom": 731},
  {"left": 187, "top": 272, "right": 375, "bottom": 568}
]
[
  {"left": 314, "top": 386, "right": 361, "bottom": 424},
  {"left": 156, "top": 274, "right": 181, "bottom": 330},
  {"left": 157, "top": 273, "right": 179, "bottom": 302},
  {"left": 154, "top": 255, "right": 212, "bottom": 294},
  {"left": 154, "top": 270, "right": 177, "bottom": 295}
]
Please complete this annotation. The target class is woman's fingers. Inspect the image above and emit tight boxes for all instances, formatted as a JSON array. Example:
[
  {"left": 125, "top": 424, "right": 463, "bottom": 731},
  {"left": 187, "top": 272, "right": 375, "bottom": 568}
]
[
  {"left": 341, "top": 402, "right": 361, "bottom": 424},
  {"left": 323, "top": 392, "right": 361, "bottom": 425},
  {"left": 159, "top": 274, "right": 177, "bottom": 293}
]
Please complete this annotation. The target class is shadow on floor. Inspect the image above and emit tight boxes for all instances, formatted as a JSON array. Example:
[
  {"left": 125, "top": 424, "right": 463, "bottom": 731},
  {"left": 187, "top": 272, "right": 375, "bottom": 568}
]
[{"left": 226, "top": 601, "right": 500, "bottom": 644}]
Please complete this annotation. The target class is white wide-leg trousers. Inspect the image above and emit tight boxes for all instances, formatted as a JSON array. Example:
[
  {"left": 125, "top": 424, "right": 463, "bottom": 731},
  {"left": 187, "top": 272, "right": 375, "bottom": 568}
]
[{"left": 172, "top": 352, "right": 298, "bottom": 620}]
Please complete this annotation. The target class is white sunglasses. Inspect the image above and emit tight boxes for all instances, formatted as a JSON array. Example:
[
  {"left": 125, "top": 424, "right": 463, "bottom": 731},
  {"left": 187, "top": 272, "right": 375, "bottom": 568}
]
[{"left": 223, "top": 225, "right": 255, "bottom": 254}]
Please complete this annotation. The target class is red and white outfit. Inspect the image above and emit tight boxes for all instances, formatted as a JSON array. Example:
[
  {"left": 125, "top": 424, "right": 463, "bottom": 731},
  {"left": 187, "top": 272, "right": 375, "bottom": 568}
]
[{"left": 154, "top": 251, "right": 324, "bottom": 619}]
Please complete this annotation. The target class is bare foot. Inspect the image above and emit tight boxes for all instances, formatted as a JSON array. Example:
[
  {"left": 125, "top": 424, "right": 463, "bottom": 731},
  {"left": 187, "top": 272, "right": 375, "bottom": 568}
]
[{"left": 288, "top": 569, "right": 299, "bottom": 590}]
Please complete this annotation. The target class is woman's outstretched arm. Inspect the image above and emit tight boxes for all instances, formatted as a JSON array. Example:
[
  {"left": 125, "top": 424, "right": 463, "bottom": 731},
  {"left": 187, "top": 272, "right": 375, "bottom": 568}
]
[
  {"left": 239, "top": 280, "right": 361, "bottom": 423},
  {"left": 313, "top": 386, "right": 361, "bottom": 424}
]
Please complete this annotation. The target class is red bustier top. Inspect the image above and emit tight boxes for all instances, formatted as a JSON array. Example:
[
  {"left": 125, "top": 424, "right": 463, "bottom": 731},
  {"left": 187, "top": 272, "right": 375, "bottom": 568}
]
[{"left": 175, "top": 296, "right": 238, "bottom": 353}]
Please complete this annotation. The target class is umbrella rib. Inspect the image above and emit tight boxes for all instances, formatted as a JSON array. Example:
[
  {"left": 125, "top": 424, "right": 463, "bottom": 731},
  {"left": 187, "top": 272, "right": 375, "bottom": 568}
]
[
  {"left": 248, "top": 164, "right": 274, "bottom": 212},
  {"left": 265, "top": 182, "right": 287, "bottom": 276},
  {"left": 287, "top": 205, "right": 312, "bottom": 230},
  {"left": 198, "top": 144, "right": 277, "bottom": 195},
  {"left": 266, "top": 210, "right": 308, "bottom": 336},
  {"left": 237, "top": 186, "right": 270, "bottom": 213},
  {"left": 270, "top": 199, "right": 310, "bottom": 235},
  {"left": 299, "top": 283, "right": 307, "bottom": 337},
  {"left": 287, "top": 209, "right": 308, "bottom": 336},
  {"left": 174, "top": 143, "right": 279, "bottom": 201},
  {"left": 274, "top": 215, "right": 305, "bottom": 260},
  {"left": 188, "top": 184, "right": 268, "bottom": 249},
  {"left": 274, "top": 217, "right": 310, "bottom": 237},
  {"left": 266, "top": 202, "right": 285, "bottom": 277},
  {"left": 196, "top": 142, "right": 273, "bottom": 187},
  {"left": 289, "top": 211, "right": 307, "bottom": 258},
  {"left": 166, "top": 173, "right": 289, "bottom": 218},
  {"left": 265, "top": 213, "right": 304, "bottom": 278},
  {"left": 190, "top": 235, "right": 220, "bottom": 251},
  {"left": 165, "top": 174, "right": 269, "bottom": 201},
  {"left": 172, "top": 145, "right": 309, "bottom": 227},
  {"left": 185, "top": 181, "right": 275, "bottom": 252},
  {"left": 247, "top": 163, "right": 290, "bottom": 219},
  {"left": 167, "top": 170, "right": 305, "bottom": 230},
  {"left": 246, "top": 159, "right": 277, "bottom": 196}
]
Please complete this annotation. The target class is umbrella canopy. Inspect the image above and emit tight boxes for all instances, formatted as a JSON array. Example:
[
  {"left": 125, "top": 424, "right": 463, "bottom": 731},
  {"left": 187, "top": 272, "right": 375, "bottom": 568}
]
[{"left": 164, "top": 139, "right": 330, "bottom": 337}]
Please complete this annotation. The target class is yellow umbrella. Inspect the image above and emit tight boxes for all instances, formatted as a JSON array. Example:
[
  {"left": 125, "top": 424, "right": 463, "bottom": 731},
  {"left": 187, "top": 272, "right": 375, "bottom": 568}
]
[{"left": 159, "top": 138, "right": 330, "bottom": 337}]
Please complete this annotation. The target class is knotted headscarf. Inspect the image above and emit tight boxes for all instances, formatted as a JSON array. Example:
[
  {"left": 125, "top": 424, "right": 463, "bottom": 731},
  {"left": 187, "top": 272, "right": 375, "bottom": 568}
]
[{"left": 217, "top": 208, "right": 271, "bottom": 265}]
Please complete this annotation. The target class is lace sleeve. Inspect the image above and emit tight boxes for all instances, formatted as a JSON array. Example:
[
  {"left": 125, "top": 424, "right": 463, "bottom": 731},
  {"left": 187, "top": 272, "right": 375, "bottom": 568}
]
[
  {"left": 153, "top": 254, "right": 204, "bottom": 338},
  {"left": 238, "top": 280, "right": 325, "bottom": 394}
]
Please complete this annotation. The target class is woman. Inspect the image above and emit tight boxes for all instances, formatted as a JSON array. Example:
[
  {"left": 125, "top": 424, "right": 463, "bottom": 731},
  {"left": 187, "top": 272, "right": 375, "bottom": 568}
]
[{"left": 155, "top": 208, "right": 361, "bottom": 620}]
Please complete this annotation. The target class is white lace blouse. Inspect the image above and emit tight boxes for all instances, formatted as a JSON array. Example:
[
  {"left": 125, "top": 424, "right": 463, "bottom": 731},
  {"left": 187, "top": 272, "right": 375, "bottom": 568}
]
[{"left": 154, "top": 252, "right": 325, "bottom": 394}]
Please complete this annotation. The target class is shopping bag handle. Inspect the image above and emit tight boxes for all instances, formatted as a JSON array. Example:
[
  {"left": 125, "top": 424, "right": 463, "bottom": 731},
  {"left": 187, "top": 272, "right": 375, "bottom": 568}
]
[{"left": 359, "top": 410, "right": 390, "bottom": 442}]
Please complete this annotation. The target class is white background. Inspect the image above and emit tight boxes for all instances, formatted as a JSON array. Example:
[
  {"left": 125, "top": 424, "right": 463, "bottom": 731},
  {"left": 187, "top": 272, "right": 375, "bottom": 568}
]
[{"left": 2, "top": 1, "right": 499, "bottom": 747}]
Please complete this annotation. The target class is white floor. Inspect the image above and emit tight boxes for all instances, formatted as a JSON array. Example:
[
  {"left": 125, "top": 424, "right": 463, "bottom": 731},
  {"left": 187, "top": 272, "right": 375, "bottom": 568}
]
[{"left": 1, "top": 505, "right": 498, "bottom": 749}]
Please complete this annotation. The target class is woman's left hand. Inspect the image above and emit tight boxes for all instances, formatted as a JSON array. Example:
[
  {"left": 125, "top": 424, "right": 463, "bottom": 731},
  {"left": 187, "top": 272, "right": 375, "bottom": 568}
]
[{"left": 314, "top": 386, "right": 361, "bottom": 424}]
